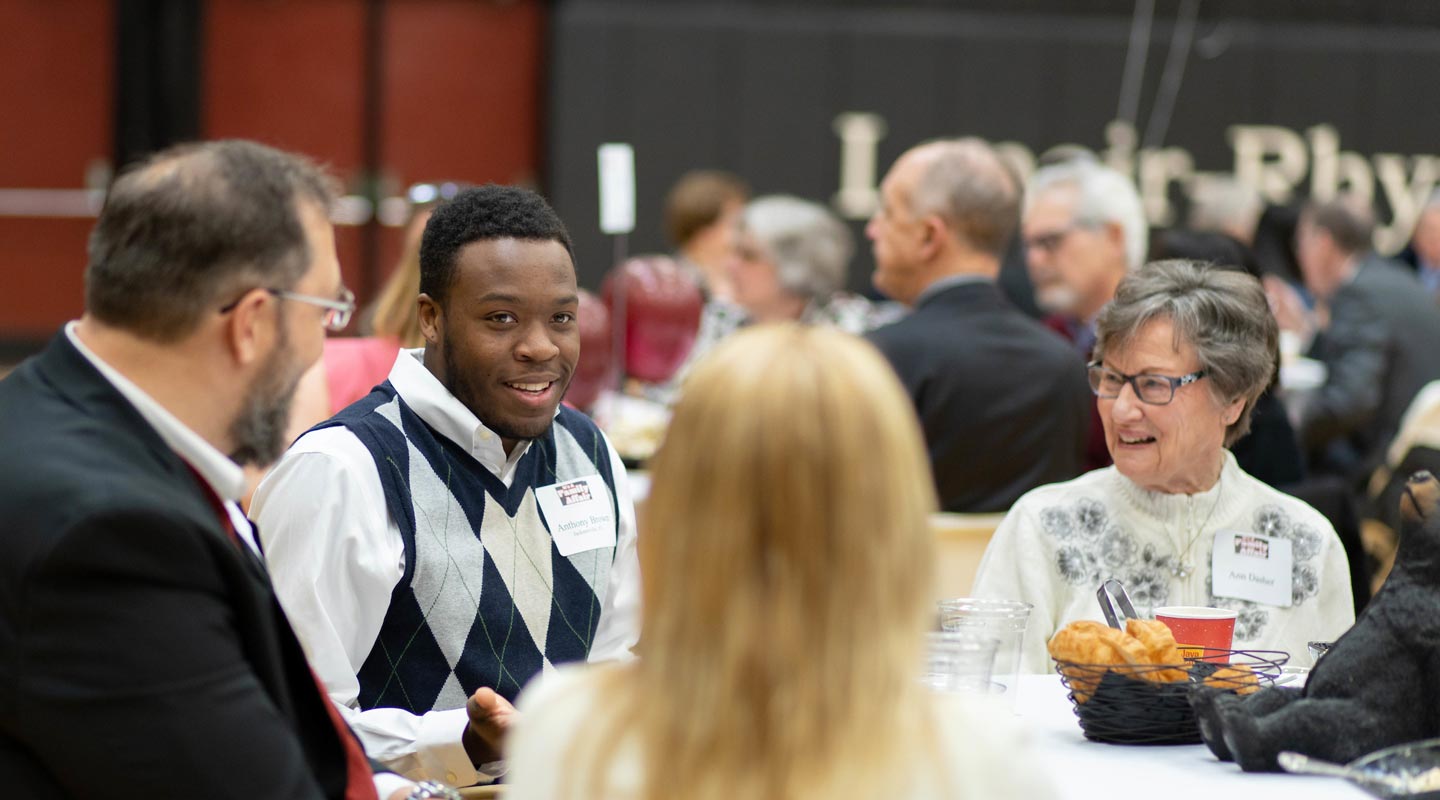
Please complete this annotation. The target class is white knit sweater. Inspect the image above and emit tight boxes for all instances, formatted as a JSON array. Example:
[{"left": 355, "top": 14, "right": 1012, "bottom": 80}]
[{"left": 973, "top": 452, "right": 1355, "bottom": 673}]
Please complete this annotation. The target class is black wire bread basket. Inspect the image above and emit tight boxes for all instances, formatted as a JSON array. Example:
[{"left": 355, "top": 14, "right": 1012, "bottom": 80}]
[
  {"left": 1054, "top": 647, "right": 1289, "bottom": 744},
  {"left": 1052, "top": 579, "right": 1289, "bottom": 745}
]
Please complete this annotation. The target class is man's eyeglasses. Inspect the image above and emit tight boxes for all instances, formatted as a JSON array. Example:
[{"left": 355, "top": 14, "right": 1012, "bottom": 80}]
[
  {"left": 1087, "top": 363, "right": 1207, "bottom": 405},
  {"left": 1023, "top": 224, "right": 1081, "bottom": 254},
  {"left": 221, "top": 287, "right": 356, "bottom": 332}
]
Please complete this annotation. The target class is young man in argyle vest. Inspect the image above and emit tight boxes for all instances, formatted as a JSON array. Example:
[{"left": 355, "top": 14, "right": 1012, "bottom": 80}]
[{"left": 253, "top": 185, "right": 641, "bottom": 788}]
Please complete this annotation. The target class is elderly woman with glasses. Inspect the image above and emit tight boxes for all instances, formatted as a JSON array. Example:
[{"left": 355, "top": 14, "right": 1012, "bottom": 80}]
[{"left": 973, "top": 260, "right": 1354, "bottom": 673}]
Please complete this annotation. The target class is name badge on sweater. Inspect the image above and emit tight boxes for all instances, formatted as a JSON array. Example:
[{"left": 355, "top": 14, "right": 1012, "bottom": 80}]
[
  {"left": 536, "top": 474, "right": 617, "bottom": 557},
  {"left": 1211, "top": 530, "right": 1293, "bottom": 607}
]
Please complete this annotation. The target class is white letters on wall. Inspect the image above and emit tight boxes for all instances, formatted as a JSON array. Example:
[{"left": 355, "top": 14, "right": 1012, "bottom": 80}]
[{"left": 833, "top": 114, "right": 1439, "bottom": 254}]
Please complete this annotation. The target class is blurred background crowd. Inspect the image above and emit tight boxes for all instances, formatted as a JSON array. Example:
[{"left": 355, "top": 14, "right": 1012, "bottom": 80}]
[
  {"left": 5, "top": 0, "right": 1440, "bottom": 604},
  {"left": 10, "top": 3, "right": 1440, "bottom": 796}
]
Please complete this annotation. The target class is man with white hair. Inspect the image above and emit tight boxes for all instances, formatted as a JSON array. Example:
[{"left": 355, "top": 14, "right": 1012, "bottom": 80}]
[
  {"left": 1022, "top": 159, "right": 1148, "bottom": 469},
  {"left": 1188, "top": 175, "right": 1263, "bottom": 247}
]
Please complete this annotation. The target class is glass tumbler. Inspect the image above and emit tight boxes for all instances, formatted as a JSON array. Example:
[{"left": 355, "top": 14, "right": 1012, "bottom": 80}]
[
  {"left": 938, "top": 598, "right": 1033, "bottom": 707},
  {"left": 923, "top": 631, "right": 1000, "bottom": 694}
]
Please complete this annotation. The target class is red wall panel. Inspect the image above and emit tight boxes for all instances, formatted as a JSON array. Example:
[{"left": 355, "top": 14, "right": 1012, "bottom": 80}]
[
  {"left": 204, "top": 0, "right": 367, "bottom": 170},
  {"left": 374, "top": 1, "right": 544, "bottom": 287},
  {"left": 204, "top": 0, "right": 370, "bottom": 298},
  {"left": 1, "top": 0, "right": 544, "bottom": 347},
  {"left": 203, "top": 0, "right": 543, "bottom": 304},
  {"left": 384, "top": 1, "right": 542, "bottom": 188},
  {"left": 0, "top": 0, "right": 112, "bottom": 340}
]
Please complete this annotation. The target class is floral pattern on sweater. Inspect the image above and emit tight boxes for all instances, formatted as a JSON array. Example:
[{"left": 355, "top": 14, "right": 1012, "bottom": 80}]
[{"left": 1039, "top": 500, "right": 1326, "bottom": 644}]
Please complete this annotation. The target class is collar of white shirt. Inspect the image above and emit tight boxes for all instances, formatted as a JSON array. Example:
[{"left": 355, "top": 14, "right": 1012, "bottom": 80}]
[
  {"left": 389, "top": 347, "right": 559, "bottom": 484},
  {"left": 66, "top": 322, "right": 247, "bottom": 502},
  {"left": 64, "top": 322, "right": 260, "bottom": 554}
]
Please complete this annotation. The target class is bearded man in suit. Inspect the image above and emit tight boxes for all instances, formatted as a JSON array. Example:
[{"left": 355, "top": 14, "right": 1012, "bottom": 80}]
[{"left": 0, "top": 140, "right": 444, "bottom": 800}]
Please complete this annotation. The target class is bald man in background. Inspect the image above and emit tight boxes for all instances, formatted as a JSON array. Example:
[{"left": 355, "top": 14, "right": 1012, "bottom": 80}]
[{"left": 865, "top": 138, "right": 1090, "bottom": 513}]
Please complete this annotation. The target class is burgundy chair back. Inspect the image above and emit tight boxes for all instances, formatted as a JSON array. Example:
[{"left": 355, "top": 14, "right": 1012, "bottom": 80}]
[{"left": 601, "top": 256, "right": 704, "bottom": 384}]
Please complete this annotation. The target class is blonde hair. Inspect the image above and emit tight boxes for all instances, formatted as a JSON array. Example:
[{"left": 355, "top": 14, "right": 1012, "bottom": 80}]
[
  {"left": 574, "top": 324, "right": 940, "bottom": 800},
  {"left": 368, "top": 208, "right": 429, "bottom": 347}
]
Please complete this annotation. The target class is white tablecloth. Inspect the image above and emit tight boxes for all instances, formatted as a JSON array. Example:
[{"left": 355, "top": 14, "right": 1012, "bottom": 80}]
[{"left": 1014, "top": 674, "right": 1369, "bottom": 799}]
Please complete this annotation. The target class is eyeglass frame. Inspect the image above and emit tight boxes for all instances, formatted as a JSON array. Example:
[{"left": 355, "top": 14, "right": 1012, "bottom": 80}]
[
  {"left": 1022, "top": 219, "right": 1102, "bottom": 254},
  {"left": 219, "top": 286, "right": 356, "bottom": 332},
  {"left": 1086, "top": 362, "right": 1207, "bottom": 406}
]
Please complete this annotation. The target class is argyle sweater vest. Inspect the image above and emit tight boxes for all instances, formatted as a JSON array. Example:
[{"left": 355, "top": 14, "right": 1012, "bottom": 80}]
[{"left": 317, "top": 382, "right": 620, "bottom": 708}]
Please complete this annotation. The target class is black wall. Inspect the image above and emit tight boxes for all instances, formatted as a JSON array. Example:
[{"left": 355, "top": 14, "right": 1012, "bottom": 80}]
[{"left": 547, "top": 0, "right": 1440, "bottom": 291}]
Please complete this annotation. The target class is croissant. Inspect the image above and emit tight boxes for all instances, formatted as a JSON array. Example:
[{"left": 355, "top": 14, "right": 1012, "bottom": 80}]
[
  {"left": 1126, "top": 618, "right": 1189, "bottom": 683},
  {"left": 1048, "top": 620, "right": 1151, "bottom": 701},
  {"left": 1203, "top": 663, "right": 1261, "bottom": 695}
]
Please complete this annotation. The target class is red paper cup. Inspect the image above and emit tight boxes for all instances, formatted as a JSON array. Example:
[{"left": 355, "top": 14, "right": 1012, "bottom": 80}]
[{"left": 1153, "top": 606, "right": 1237, "bottom": 662}]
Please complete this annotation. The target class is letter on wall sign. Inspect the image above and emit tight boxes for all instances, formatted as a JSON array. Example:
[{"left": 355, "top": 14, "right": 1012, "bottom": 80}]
[
  {"left": 832, "top": 112, "right": 888, "bottom": 220},
  {"left": 1230, "top": 125, "right": 1308, "bottom": 205}
]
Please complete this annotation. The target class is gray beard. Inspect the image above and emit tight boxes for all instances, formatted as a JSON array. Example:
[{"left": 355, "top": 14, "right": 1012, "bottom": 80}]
[
  {"left": 1034, "top": 284, "right": 1082, "bottom": 316},
  {"left": 229, "top": 330, "right": 302, "bottom": 467}
]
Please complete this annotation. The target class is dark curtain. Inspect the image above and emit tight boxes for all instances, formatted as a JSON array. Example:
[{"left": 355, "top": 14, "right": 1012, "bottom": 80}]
[{"left": 114, "top": 0, "right": 203, "bottom": 170}]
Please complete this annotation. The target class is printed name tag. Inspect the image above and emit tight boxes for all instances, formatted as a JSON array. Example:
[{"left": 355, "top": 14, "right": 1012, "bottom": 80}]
[
  {"left": 1211, "top": 530, "right": 1294, "bottom": 607},
  {"left": 535, "top": 474, "right": 617, "bottom": 557}
]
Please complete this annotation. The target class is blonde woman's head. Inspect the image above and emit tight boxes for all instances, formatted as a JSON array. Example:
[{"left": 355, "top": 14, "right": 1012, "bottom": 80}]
[{"left": 634, "top": 322, "right": 938, "bottom": 799}]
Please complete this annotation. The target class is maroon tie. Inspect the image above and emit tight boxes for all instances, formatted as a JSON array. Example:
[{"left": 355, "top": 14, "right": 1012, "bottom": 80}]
[{"left": 183, "top": 465, "right": 379, "bottom": 800}]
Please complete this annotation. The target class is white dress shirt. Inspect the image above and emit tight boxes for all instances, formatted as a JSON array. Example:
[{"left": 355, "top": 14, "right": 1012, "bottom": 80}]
[
  {"left": 251, "top": 348, "right": 642, "bottom": 787},
  {"left": 66, "top": 323, "right": 257, "bottom": 550},
  {"left": 67, "top": 322, "right": 415, "bottom": 800}
]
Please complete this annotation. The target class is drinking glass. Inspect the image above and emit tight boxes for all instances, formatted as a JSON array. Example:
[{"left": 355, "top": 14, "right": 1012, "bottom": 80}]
[
  {"left": 938, "top": 598, "right": 1032, "bottom": 707},
  {"left": 923, "top": 631, "right": 999, "bottom": 694}
]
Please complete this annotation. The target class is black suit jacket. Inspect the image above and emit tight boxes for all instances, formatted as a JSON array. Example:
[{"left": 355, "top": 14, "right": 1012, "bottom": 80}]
[
  {"left": 868, "top": 281, "right": 1091, "bottom": 512},
  {"left": 0, "top": 333, "right": 361, "bottom": 798},
  {"left": 1304, "top": 256, "right": 1440, "bottom": 480}
]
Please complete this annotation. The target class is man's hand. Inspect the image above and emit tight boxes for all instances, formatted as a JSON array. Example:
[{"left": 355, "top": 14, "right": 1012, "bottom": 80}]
[{"left": 461, "top": 687, "right": 517, "bottom": 767}]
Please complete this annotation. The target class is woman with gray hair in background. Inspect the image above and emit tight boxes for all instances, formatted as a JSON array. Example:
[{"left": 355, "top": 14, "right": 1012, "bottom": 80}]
[
  {"left": 726, "top": 194, "right": 902, "bottom": 331},
  {"left": 973, "top": 260, "right": 1353, "bottom": 673},
  {"left": 637, "top": 194, "right": 900, "bottom": 411}
]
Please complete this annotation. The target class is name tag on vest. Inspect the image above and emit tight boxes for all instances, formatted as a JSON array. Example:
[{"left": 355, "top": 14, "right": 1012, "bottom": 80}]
[
  {"left": 1211, "top": 530, "right": 1294, "bottom": 607},
  {"left": 535, "top": 474, "right": 617, "bottom": 557}
]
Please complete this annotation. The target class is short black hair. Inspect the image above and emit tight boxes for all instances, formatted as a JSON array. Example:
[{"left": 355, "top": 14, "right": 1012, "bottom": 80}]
[
  {"left": 419, "top": 185, "right": 575, "bottom": 305},
  {"left": 85, "top": 139, "right": 333, "bottom": 342}
]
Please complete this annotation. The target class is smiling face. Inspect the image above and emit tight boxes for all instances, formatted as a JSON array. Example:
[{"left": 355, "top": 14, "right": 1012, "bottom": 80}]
[
  {"left": 420, "top": 237, "right": 579, "bottom": 454},
  {"left": 1098, "top": 317, "right": 1242, "bottom": 494}
]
